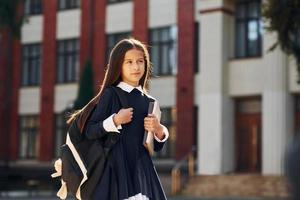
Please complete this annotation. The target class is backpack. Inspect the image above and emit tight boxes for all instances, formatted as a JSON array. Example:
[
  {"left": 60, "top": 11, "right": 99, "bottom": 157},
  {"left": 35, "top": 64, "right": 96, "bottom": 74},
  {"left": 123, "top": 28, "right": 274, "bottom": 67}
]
[{"left": 51, "top": 86, "right": 128, "bottom": 200}]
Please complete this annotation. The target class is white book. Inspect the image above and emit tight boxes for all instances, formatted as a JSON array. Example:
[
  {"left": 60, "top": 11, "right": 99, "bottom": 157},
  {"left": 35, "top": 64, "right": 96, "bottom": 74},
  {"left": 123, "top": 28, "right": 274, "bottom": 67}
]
[{"left": 143, "top": 101, "right": 161, "bottom": 155}]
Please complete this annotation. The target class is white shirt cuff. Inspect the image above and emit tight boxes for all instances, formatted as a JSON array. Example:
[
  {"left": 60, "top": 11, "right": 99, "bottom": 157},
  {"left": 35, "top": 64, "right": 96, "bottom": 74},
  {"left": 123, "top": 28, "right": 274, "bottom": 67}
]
[
  {"left": 103, "top": 114, "right": 122, "bottom": 133},
  {"left": 154, "top": 125, "right": 169, "bottom": 143}
]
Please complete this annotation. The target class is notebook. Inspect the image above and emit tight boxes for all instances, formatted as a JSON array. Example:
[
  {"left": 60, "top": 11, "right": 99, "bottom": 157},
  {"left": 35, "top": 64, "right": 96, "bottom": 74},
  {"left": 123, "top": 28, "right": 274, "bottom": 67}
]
[{"left": 143, "top": 101, "right": 161, "bottom": 155}]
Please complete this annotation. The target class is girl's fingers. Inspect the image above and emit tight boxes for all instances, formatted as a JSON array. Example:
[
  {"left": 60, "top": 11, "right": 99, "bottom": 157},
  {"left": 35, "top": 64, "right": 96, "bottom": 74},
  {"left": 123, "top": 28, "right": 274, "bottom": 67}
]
[
  {"left": 144, "top": 122, "right": 154, "bottom": 128},
  {"left": 144, "top": 120, "right": 153, "bottom": 126},
  {"left": 144, "top": 116, "right": 155, "bottom": 121}
]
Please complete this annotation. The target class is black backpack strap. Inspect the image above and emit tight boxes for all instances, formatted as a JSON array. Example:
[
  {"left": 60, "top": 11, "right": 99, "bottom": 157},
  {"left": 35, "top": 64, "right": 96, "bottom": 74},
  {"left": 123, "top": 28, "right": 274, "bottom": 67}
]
[{"left": 110, "top": 86, "right": 129, "bottom": 108}]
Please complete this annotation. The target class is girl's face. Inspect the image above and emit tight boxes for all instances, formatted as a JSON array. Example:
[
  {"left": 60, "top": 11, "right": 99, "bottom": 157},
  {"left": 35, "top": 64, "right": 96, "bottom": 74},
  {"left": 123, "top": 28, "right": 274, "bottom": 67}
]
[{"left": 121, "top": 48, "right": 145, "bottom": 87}]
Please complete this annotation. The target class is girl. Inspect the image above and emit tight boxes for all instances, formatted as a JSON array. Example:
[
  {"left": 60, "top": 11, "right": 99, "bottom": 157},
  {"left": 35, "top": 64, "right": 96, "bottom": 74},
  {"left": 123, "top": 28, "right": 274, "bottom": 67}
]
[{"left": 69, "top": 38, "right": 169, "bottom": 200}]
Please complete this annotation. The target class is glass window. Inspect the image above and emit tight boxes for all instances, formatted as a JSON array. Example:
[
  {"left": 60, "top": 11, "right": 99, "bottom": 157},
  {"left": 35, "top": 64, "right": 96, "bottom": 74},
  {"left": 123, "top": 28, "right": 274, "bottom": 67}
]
[
  {"left": 106, "top": 32, "right": 131, "bottom": 63},
  {"left": 58, "top": 0, "right": 80, "bottom": 10},
  {"left": 24, "top": 0, "right": 42, "bottom": 15},
  {"left": 153, "top": 107, "right": 177, "bottom": 159},
  {"left": 237, "top": 98, "right": 261, "bottom": 113},
  {"left": 57, "top": 39, "right": 80, "bottom": 83},
  {"left": 249, "top": 2, "right": 260, "bottom": 18},
  {"left": 21, "top": 43, "right": 41, "bottom": 86},
  {"left": 194, "top": 22, "right": 200, "bottom": 73},
  {"left": 19, "top": 115, "right": 39, "bottom": 159},
  {"left": 107, "top": 0, "right": 131, "bottom": 4},
  {"left": 235, "top": 0, "right": 262, "bottom": 58},
  {"left": 149, "top": 26, "right": 177, "bottom": 76},
  {"left": 295, "top": 30, "right": 300, "bottom": 48},
  {"left": 55, "top": 113, "right": 68, "bottom": 157},
  {"left": 295, "top": 95, "right": 300, "bottom": 136}
]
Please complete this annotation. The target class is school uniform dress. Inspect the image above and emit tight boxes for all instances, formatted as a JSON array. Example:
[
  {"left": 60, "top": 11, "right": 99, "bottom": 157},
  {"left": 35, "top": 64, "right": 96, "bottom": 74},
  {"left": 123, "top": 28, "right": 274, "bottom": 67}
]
[{"left": 84, "top": 82, "right": 169, "bottom": 200}]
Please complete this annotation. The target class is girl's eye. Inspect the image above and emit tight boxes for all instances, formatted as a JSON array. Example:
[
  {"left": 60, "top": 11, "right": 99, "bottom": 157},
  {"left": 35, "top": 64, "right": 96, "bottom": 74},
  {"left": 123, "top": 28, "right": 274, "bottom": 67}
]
[
  {"left": 138, "top": 60, "right": 144, "bottom": 63},
  {"left": 126, "top": 60, "right": 132, "bottom": 64}
]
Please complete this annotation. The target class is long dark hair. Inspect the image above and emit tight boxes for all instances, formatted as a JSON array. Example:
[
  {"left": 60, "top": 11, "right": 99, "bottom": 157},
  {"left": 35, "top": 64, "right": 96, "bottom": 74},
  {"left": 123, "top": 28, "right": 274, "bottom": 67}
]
[{"left": 68, "top": 38, "right": 152, "bottom": 133}]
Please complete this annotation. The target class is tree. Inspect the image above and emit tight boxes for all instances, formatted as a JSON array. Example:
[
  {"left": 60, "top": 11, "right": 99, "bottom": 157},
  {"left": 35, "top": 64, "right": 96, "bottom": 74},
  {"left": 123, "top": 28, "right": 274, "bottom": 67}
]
[
  {"left": 0, "top": 0, "right": 24, "bottom": 37},
  {"left": 73, "top": 60, "right": 94, "bottom": 110},
  {"left": 263, "top": 0, "right": 300, "bottom": 82}
]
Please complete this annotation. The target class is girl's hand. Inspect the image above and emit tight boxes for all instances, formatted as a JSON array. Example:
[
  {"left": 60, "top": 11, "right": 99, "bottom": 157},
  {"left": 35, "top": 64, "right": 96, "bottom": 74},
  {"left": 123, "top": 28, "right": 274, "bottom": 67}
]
[
  {"left": 113, "top": 108, "right": 133, "bottom": 126},
  {"left": 144, "top": 114, "right": 165, "bottom": 140}
]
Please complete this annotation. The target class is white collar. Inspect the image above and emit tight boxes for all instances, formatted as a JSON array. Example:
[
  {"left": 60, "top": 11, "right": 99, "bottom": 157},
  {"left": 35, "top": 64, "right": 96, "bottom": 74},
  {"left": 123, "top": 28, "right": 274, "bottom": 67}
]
[{"left": 117, "top": 81, "right": 144, "bottom": 94}]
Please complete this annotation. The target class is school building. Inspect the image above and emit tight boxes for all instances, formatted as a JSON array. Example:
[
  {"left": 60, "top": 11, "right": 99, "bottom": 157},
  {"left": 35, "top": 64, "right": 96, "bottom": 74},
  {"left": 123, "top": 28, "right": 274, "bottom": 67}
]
[{"left": 0, "top": 0, "right": 298, "bottom": 190}]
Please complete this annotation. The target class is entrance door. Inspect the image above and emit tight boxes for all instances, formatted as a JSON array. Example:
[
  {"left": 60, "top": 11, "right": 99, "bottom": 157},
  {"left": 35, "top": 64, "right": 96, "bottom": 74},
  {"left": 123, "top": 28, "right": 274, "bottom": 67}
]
[{"left": 235, "top": 98, "right": 262, "bottom": 173}]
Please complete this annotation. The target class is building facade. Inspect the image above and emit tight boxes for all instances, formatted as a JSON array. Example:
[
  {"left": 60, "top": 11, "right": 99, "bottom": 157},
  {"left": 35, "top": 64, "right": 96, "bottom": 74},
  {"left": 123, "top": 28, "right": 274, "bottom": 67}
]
[
  {"left": 0, "top": 0, "right": 299, "bottom": 189},
  {"left": 197, "top": 0, "right": 297, "bottom": 175}
]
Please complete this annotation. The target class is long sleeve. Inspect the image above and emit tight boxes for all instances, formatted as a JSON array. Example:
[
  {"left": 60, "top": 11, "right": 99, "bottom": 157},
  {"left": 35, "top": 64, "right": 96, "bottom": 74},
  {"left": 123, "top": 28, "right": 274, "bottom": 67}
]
[
  {"left": 103, "top": 114, "right": 122, "bottom": 133},
  {"left": 152, "top": 102, "right": 169, "bottom": 152},
  {"left": 154, "top": 125, "right": 169, "bottom": 142},
  {"left": 153, "top": 125, "right": 169, "bottom": 152},
  {"left": 84, "top": 89, "right": 119, "bottom": 140}
]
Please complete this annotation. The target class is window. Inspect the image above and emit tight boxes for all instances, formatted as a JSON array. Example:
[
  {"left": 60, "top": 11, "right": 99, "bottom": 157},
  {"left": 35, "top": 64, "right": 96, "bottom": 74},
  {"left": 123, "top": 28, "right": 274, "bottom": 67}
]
[
  {"left": 295, "top": 30, "right": 300, "bottom": 48},
  {"left": 22, "top": 43, "right": 41, "bottom": 86},
  {"left": 58, "top": 0, "right": 80, "bottom": 10},
  {"left": 295, "top": 95, "right": 300, "bottom": 136},
  {"left": 57, "top": 39, "right": 80, "bottom": 83},
  {"left": 193, "top": 106, "right": 198, "bottom": 151},
  {"left": 237, "top": 98, "right": 261, "bottom": 113},
  {"left": 153, "top": 107, "right": 177, "bottom": 159},
  {"left": 106, "top": 32, "right": 131, "bottom": 62},
  {"left": 19, "top": 115, "right": 39, "bottom": 159},
  {"left": 24, "top": 0, "right": 42, "bottom": 15},
  {"left": 55, "top": 113, "right": 68, "bottom": 157},
  {"left": 194, "top": 22, "right": 200, "bottom": 73},
  {"left": 107, "top": 0, "right": 131, "bottom": 4},
  {"left": 235, "top": 0, "right": 262, "bottom": 58},
  {"left": 149, "top": 26, "right": 177, "bottom": 76}
]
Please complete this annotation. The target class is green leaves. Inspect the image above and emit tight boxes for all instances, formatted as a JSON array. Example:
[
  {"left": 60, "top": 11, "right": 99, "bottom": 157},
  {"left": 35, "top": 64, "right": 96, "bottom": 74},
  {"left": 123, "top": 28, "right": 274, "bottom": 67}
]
[
  {"left": 0, "top": 0, "right": 24, "bottom": 38},
  {"left": 263, "top": 0, "right": 300, "bottom": 82},
  {"left": 73, "top": 60, "right": 94, "bottom": 110}
]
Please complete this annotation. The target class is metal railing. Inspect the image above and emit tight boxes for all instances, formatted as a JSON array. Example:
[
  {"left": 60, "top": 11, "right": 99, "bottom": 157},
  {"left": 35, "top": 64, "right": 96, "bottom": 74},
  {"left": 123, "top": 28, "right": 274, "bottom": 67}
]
[{"left": 171, "top": 147, "right": 196, "bottom": 195}]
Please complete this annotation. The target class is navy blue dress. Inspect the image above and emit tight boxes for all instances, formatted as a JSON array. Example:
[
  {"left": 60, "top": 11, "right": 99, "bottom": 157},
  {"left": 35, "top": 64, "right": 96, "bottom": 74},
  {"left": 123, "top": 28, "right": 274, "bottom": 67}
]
[{"left": 85, "top": 87, "right": 167, "bottom": 200}]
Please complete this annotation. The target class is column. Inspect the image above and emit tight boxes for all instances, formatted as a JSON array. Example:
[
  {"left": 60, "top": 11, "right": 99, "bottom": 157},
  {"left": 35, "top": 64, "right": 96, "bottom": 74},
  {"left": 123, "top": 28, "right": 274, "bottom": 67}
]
[
  {"left": 79, "top": 0, "right": 93, "bottom": 73},
  {"left": 92, "top": 0, "right": 106, "bottom": 92},
  {"left": 133, "top": 0, "right": 148, "bottom": 42},
  {"left": 197, "top": 0, "right": 234, "bottom": 174},
  {"left": 0, "top": 28, "right": 12, "bottom": 160},
  {"left": 262, "top": 31, "right": 294, "bottom": 174},
  {"left": 39, "top": 0, "right": 57, "bottom": 161},
  {"left": 9, "top": 38, "right": 22, "bottom": 160},
  {"left": 9, "top": 2, "right": 24, "bottom": 160},
  {"left": 176, "top": 0, "right": 195, "bottom": 160}
]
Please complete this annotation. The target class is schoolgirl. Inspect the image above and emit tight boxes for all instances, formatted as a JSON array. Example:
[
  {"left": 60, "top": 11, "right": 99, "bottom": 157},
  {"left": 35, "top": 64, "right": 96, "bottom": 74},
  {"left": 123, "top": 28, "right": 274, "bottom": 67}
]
[{"left": 69, "top": 38, "right": 169, "bottom": 200}]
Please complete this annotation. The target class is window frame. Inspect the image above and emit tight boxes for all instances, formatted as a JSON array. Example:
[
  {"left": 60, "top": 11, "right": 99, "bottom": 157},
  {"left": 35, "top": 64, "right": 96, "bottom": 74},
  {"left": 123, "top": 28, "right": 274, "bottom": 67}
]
[
  {"left": 57, "top": 0, "right": 80, "bottom": 11},
  {"left": 106, "top": 32, "right": 131, "bottom": 63},
  {"left": 24, "top": 0, "right": 43, "bottom": 15},
  {"left": 21, "top": 43, "right": 42, "bottom": 87},
  {"left": 194, "top": 22, "right": 200, "bottom": 73},
  {"left": 54, "top": 113, "right": 68, "bottom": 157},
  {"left": 19, "top": 115, "right": 40, "bottom": 159},
  {"left": 107, "top": 0, "right": 131, "bottom": 4},
  {"left": 234, "top": 0, "right": 262, "bottom": 58},
  {"left": 149, "top": 26, "right": 178, "bottom": 77},
  {"left": 56, "top": 38, "right": 80, "bottom": 84}
]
